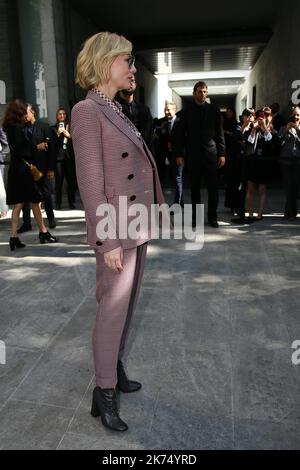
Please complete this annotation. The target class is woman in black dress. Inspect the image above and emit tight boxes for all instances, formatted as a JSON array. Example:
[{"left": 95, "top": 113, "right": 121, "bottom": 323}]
[
  {"left": 3, "top": 100, "right": 58, "bottom": 250},
  {"left": 52, "top": 108, "right": 77, "bottom": 210},
  {"left": 245, "top": 108, "right": 277, "bottom": 221}
]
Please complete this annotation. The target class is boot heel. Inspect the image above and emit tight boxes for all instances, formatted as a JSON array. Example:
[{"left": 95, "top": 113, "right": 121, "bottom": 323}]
[
  {"left": 9, "top": 237, "right": 26, "bottom": 251},
  {"left": 91, "top": 400, "right": 100, "bottom": 417}
]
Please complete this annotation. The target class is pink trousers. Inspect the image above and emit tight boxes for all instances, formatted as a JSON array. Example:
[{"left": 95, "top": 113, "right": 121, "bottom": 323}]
[{"left": 94, "top": 242, "right": 148, "bottom": 388}]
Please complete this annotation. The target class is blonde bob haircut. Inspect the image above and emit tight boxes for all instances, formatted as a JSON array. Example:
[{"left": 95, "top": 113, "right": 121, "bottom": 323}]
[{"left": 76, "top": 32, "right": 132, "bottom": 90}]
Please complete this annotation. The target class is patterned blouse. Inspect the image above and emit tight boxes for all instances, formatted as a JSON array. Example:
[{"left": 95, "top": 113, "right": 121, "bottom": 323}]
[{"left": 91, "top": 88, "right": 142, "bottom": 141}]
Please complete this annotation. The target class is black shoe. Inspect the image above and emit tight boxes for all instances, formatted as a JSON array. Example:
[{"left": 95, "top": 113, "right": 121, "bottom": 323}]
[
  {"left": 17, "top": 224, "right": 32, "bottom": 234},
  {"left": 55, "top": 204, "right": 62, "bottom": 210},
  {"left": 117, "top": 360, "right": 142, "bottom": 393},
  {"left": 39, "top": 231, "right": 58, "bottom": 244},
  {"left": 68, "top": 204, "right": 76, "bottom": 210},
  {"left": 9, "top": 237, "right": 26, "bottom": 251},
  {"left": 48, "top": 219, "right": 57, "bottom": 229},
  {"left": 91, "top": 387, "right": 128, "bottom": 432},
  {"left": 208, "top": 220, "right": 219, "bottom": 228}
]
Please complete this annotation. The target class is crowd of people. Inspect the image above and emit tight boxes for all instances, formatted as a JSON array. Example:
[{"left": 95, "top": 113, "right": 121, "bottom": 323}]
[
  {"left": 0, "top": 101, "right": 77, "bottom": 250},
  {"left": 221, "top": 102, "right": 300, "bottom": 224},
  {"left": 0, "top": 79, "right": 299, "bottom": 252},
  {"left": 1, "top": 30, "right": 299, "bottom": 434},
  {"left": 153, "top": 87, "right": 300, "bottom": 227}
]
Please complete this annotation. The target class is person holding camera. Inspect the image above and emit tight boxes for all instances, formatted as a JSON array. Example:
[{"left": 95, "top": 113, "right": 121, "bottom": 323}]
[
  {"left": 245, "top": 107, "right": 277, "bottom": 221},
  {"left": 278, "top": 107, "right": 300, "bottom": 220},
  {"left": 3, "top": 100, "right": 57, "bottom": 250},
  {"left": 51, "top": 108, "right": 77, "bottom": 210}
]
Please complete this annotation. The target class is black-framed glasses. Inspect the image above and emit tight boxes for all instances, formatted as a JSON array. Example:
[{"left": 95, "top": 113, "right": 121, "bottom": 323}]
[{"left": 126, "top": 54, "right": 135, "bottom": 68}]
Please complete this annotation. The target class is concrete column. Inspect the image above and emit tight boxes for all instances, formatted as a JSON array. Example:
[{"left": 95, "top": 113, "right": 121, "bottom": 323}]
[
  {"left": 40, "top": 0, "right": 60, "bottom": 123},
  {"left": 17, "top": 0, "right": 61, "bottom": 123}
]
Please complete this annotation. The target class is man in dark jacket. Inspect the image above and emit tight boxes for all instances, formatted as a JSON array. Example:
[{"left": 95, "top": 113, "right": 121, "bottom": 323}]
[
  {"left": 270, "top": 102, "right": 286, "bottom": 132},
  {"left": 172, "top": 81, "right": 226, "bottom": 227},
  {"left": 154, "top": 101, "right": 183, "bottom": 205},
  {"left": 117, "top": 77, "right": 154, "bottom": 152},
  {"left": 18, "top": 104, "right": 56, "bottom": 233}
]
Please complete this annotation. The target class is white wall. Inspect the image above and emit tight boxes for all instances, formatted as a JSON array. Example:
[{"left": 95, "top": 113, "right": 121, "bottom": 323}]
[
  {"left": 135, "top": 62, "right": 158, "bottom": 117},
  {"left": 172, "top": 90, "right": 182, "bottom": 112},
  {"left": 0, "top": 80, "right": 5, "bottom": 104},
  {"left": 136, "top": 66, "right": 183, "bottom": 118},
  {"left": 236, "top": 3, "right": 300, "bottom": 118}
]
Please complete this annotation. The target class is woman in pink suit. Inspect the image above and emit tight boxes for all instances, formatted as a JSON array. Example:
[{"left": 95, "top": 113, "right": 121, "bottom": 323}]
[{"left": 72, "top": 32, "right": 165, "bottom": 432}]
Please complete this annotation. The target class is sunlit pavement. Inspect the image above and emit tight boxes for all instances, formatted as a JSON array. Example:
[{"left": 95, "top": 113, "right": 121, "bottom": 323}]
[{"left": 0, "top": 188, "right": 300, "bottom": 450}]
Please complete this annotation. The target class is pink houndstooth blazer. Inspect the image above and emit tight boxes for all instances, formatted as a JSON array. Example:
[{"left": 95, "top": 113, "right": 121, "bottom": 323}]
[{"left": 71, "top": 90, "right": 165, "bottom": 253}]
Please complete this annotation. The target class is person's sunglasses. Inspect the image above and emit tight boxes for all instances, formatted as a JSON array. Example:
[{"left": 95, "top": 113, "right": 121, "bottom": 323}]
[{"left": 126, "top": 54, "right": 135, "bottom": 68}]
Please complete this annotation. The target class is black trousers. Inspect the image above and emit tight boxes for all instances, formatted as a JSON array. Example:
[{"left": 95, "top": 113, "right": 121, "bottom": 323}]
[
  {"left": 190, "top": 157, "right": 219, "bottom": 221},
  {"left": 22, "top": 176, "right": 55, "bottom": 225},
  {"left": 55, "top": 157, "right": 76, "bottom": 207},
  {"left": 281, "top": 162, "right": 300, "bottom": 218},
  {"left": 224, "top": 155, "right": 242, "bottom": 211}
]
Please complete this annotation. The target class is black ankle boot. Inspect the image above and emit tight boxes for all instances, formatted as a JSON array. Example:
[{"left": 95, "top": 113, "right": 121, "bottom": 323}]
[
  {"left": 39, "top": 231, "right": 58, "bottom": 244},
  {"left": 117, "top": 360, "right": 142, "bottom": 393},
  {"left": 91, "top": 387, "right": 128, "bottom": 432},
  {"left": 9, "top": 237, "right": 26, "bottom": 251}
]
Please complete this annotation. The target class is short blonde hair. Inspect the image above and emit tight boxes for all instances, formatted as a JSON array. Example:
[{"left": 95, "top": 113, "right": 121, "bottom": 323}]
[{"left": 76, "top": 32, "right": 132, "bottom": 90}]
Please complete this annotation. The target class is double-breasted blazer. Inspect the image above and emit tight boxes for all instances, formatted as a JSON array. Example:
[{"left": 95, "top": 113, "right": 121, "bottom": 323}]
[{"left": 71, "top": 91, "right": 165, "bottom": 254}]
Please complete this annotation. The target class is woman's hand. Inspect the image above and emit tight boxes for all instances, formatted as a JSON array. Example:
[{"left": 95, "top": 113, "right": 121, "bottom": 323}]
[
  {"left": 104, "top": 246, "right": 124, "bottom": 273},
  {"left": 62, "top": 129, "right": 71, "bottom": 139},
  {"left": 287, "top": 122, "right": 296, "bottom": 131}
]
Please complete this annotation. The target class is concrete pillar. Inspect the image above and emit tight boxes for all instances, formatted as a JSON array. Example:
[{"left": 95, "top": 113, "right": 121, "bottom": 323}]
[
  {"left": 17, "top": 0, "right": 61, "bottom": 123},
  {"left": 40, "top": 0, "right": 60, "bottom": 123}
]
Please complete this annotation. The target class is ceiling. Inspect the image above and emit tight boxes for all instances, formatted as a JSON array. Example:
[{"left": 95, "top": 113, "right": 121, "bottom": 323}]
[
  {"left": 70, "top": 0, "right": 283, "bottom": 97},
  {"left": 70, "top": 0, "right": 281, "bottom": 38}
]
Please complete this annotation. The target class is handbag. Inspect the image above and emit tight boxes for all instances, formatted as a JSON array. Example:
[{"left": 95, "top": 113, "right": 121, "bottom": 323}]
[{"left": 22, "top": 159, "right": 44, "bottom": 181}]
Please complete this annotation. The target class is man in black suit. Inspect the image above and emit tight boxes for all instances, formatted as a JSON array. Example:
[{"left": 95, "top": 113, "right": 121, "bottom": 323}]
[
  {"left": 270, "top": 102, "right": 286, "bottom": 132},
  {"left": 154, "top": 101, "right": 184, "bottom": 205},
  {"left": 172, "top": 81, "right": 226, "bottom": 227},
  {"left": 18, "top": 104, "right": 56, "bottom": 233},
  {"left": 117, "top": 77, "right": 154, "bottom": 152}
]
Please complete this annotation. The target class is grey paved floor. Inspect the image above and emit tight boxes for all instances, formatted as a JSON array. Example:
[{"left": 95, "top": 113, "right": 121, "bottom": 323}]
[{"left": 0, "top": 188, "right": 300, "bottom": 450}]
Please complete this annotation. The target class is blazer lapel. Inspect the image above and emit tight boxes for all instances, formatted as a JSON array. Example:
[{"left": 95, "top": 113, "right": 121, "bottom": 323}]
[{"left": 86, "top": 91, "right": 144, "bottom": 150}]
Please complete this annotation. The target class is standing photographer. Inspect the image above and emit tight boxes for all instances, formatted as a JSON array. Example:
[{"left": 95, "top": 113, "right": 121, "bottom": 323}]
[
  {"left": 245, "top": 108, "right": 277, "bottom": 221},
  {"left": 52, "top": 108, "right": 77, "bottom": 210},
  {"left": 278, "top": 107, "right": 300, "bottom": 220}
]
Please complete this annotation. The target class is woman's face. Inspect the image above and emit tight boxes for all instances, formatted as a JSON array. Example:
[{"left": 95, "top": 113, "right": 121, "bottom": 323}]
[
  {"left": 25, "top": 106, "right": 35, "bottom": 124},
  {"left": 109, "top": 54, "right": 136, "bottom": 91},
  {"left": 57, "top": 110, "right": 66, "bottom": 122},
  {"left": 293, "top": 109, "right": 300, "bottom": 124}
]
